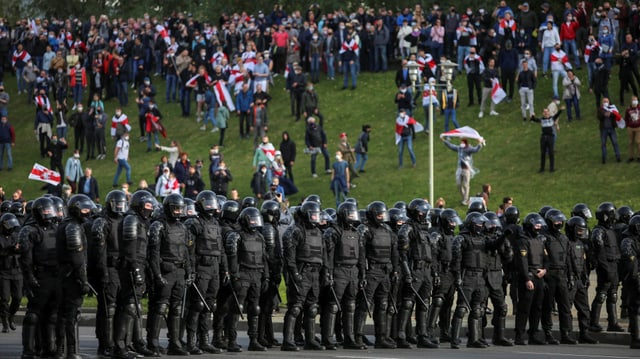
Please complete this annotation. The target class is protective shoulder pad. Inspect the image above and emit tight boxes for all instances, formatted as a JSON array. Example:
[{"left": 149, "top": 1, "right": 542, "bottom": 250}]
[
  {"left": 122, "top": 214, "right": 139, "bottom": 241},
  {"left": 65, "top": 222, "right": 84, "bottom": 251},
  {"left": 149, "top": 220, "right": 165, "bottom": 245},
  {"left": 225, "top": 231, "right": 240, "bottom": 255}
]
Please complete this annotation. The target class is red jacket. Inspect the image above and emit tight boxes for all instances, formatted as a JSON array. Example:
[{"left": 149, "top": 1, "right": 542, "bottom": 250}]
[
  {"left": 69, "top": 67, "right": 87, "bottom": 87},
  {"left": 560, "top": 21, "right": 579, "bottom": 41}
]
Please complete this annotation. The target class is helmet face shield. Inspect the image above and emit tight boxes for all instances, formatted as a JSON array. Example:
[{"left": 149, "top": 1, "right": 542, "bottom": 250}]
[{"left": 308, "top": 210, "right": 321, "bottom": 224}]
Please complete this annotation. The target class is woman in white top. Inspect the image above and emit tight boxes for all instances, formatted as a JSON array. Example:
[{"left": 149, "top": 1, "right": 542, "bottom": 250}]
[
  {"left": 540, "top": 21, "right": 560, "bottom": 75},
  {"left": 155, "top": 139, "right": 182, "bottom": 167}
]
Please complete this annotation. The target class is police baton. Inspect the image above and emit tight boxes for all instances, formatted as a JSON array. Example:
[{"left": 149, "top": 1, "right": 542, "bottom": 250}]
[
  {"left": 329, "top": 284, "right": 342, "bottom": 312},
  {"left": 229, "top": 278, "right": 245, "bottom": 320},
  {"left": 87, "top": 282, "right": 99, "bottom": 297},
  {"left": 180, "top": 282, "right": 189, "bottom": 319},
  {"left": 409, "top": 283, "right": 428, "bottom": 308},
  {"left": 359, "top": 286, "right": 372, "bottom": 318},
  {"left": 129, "top": 272, "right": 141, "bottom": 319},
  {"left": 190, "top": 282, "right": 212, "bottom": 312},
  {"left": 456, "top": 286, "right": 471, "bottom": 312}
]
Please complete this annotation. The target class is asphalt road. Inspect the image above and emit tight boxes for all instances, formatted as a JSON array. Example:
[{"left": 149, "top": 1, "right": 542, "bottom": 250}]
[{"left": 0, "top": 326, "right": 637, "bottom": 359}]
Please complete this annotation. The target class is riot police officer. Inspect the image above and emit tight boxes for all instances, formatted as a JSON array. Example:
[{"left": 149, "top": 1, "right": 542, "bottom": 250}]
[
  {"left": 355, "top": 201, "right": 399, "bottom": 349},
  {"left": 565, "top": 216, "right": 598, "bottom": 344},
  {"left": 396, "top": 199, "right": 439, "bottom": 349},
  {"left": 258, "top": 200, "right": 283, "bottom": 348},
  {"left": 0, "top": 213, "right": 22, "bottom": 333},
  {"left": 483, "top": 211, "right": 514, "bottom": 346},
  {"left": 589, "top": 202, "right": 624, "bottom": 332},
  {"left": 281, "top": 200, "right": 326, "bottom": 351},
  {"left": 540, "top": 209, "right": 574, "bottom": 344},
  {"left": 322, "top": 201, "right": 366, "bottom": 350},
  {"left": 184, "top": 190, "right": 226, "bottom": 354},
  {"left": 56, "top": 194, "right": 95, "bottom": 359},
  {"left": 112, "top": 191, "right": 156, "bottom": 359},
  {"left": 427, "top": 209, "right": 462, "bottom": 344},
  {"left": 147, "top": 194, "right": 191, "bottom": 356},
  {"left": 502, "top": 206, "right": 522, "bottom": 315},
  {"left": 615, "top": 206, "right": 633, "bottom": 319},
  {"left": 19, "top": 197, "right": 60, "bottom": 359},
  {"left": 91, "top": 190, "right": 128, "bottom": 357},
  {"left": 620, "top": 215, "right": 640, "bottom": 349},
  {"left": 514, "top": 213, "right": 547, "bottom": 345}
]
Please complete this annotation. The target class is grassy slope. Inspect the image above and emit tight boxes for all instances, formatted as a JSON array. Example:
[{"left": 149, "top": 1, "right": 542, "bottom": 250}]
[{"left": 2, "top": 64, "right": 638, "bottom": 217}]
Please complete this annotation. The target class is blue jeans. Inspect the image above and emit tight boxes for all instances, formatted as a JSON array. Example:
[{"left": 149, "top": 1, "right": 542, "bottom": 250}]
[
  {"left": 342, "top": 61, "right": 357, "bottom": 88},
  {"left": 113, "top": 159, "right": 131, "bottom": 185},
  {"left": 565, "top": 96, "right": 581, "bottom": 121},
  {"left": 0, "top": 142, "right": 12, "bottom": 169},
  {"left": 154, "top": 50, "right": 163, "bottom": 74},
  {"left": 326, "top": 53, "right": 335, "bottom": 78},
  {"left": 587, "top": 62, "right": 596, "bottom": 87},
  {"left": 203, "top": 106, "right": 216, "bottom": 127},
  {"left": 355, "top": 152, "right": 368, "bottom": 171},
  {"left": 131, "top": 58, "right": 144, "bottom": 81},
  {"left": 444, "top": 109, "right": 460, "bottom": 131},
  {"left": 118, "top": 81, "right": 128, "bottom": 106},
  {"left": 375, "top": 45, "right": 388, "bottom": 71},
  {"left": 56, "top": 126, "right": 68, "bottom": 139},
  {"left": 72, "top": 84, "right": 83, "bottom": 105},
  {"left": 310, "top": 53, "right": 321, "bottom": 82},
  {"left": 457, "top": 46, "right": 470, "bottom": 72},
  {"left": 543, "top": 46, "right": 554, "bottom": 73},
  {"left": 431, "top": 43, "right": 444, "bottom": 63},
  {"left": 563, "top": 39, "right": 580, "bottom": 67},
  {"left": 180, "top": 88, "right": 192, "bottom": 116},
  {"left": 16, "top": 67, "right": 25, "bottom": 92},
  {"left": 600, "top": 127, "right": 621, "bottom": 161},
  {"left": 147, "top": 131, "right": 159, "bottom": 150},
  {"left": 398, "top": 136, "right": 416, "bottom": 167},
  {"left": 552, "top": 69, "right": 566, "bottom": 97},
  {"left": 310, "top": 147, "right": 330, "bottom": 175},
  {"left": 165, "top": 74, "right": 177, "bottom": 102}
]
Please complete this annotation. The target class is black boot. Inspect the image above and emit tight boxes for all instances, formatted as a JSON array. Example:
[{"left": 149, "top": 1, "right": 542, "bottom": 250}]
[
  {"left": 342, "top": 308, "right": 366, "bottom": 349},
  {"left": 248, "top": 315, "right": 266, "bottom": 351},
  {"left": 212, "top": 313, "right": 228, "bottom": 350},
  {"left": 467, "top": 317, "right": 487, "bottom": 348},
  {"left": 281, "top": 311, "right": 300, "bottom": 351},
  {"left": 145, "top": 313, "right": 163, "bottom": 356},
  {"left": 8, "top": 314, "right": 16, "bottom": 331},
  {"left": 21, "top": 314, "right": 38, "bottom": 359},
  {"left": 373, "top": 309, "right": 396, "bottom": 349},
  {"left": 395, "top": 306, "right": 413, "bottom": 348},
  {"left": 492, "top": 316, "right": 514, "bottom": 346},
  {"left": 589, "top": 301, "right": 603, "bottom": 332},
  {"left": 606, "top": 301, "right": 624, "bottom": 332},
  {"left": 320, "top": 306, "right": 338, "bottom": 350},
  {"left": 303, "top": 307, "right": 325, "bottom": 350},
  {"left": 450, "top": 316, "right": 463, "bottom": 349},
  {"left": 514, "top": 331, "right": 527, "bottom": 345},
  {"left": 630, "top": 314, "right": 640, "bottom": 349},
  {"left": 166, "top": 315, "right": 189, "bottom": 356},
  {"left": 65, "top": 320, "right": 82, "bottom": 359},
  {"left": 226, "top": 314, "right": 242, "bottom": 353},
  {"left": 199, "top": 333, "right": 223, "bottom": 354},
  {"left": 560, "top": 330, "right": 577, "bottom": 344},
  {"left": 427, "top": 301, "right": 441, "bottom": 344},
  {"left": 112, "top": 311, "right": 137, "bottom": 359},
  {"left": 353, "top": 309, "right": 368, "bottom": 348},
  {"left": 186, "top": 330, "right": 203, "bottom": 355},
  {"left": 416, "top": 308, "right": 438, "bottom": 348},
  {"left": 578, "top": 329, "right": 598, "bottom": 344},
  {"left": 545, "top": 330, "right": 559, "bottom": 345}
]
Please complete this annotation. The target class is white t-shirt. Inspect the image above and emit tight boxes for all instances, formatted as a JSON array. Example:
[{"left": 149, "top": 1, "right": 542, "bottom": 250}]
[{"left": 115, "top": 138, "right": 130, "bottom": 160}]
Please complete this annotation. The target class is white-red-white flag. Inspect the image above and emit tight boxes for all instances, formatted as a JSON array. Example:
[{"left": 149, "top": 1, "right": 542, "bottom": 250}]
[
  {"left": 29, "top": 163, "right": 61, "bottom": 186},
  {"left": 440, "top": 126, "right": 485, "bottom": 143},
  {"left": 491, "top": 78, "right": 507, "bottom": 104},
  {"left": 214, "top": 81, "right": 236, "bottom": 112}
]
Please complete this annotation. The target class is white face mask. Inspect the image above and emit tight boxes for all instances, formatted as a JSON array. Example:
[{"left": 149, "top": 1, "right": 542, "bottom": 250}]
[
  {"left": 400, "top": 89, "right": 407, "bottom": 93},
  {"left": 115, "top": 111, "right": 122, "bottom": 117},
  {"left": 335, "top": 155, "right": 341, "bottom": 161},
  {"left": 603, "top": 102, "right": 610, "bottom": 107},
  {"left": 633, "top": 100, "right": 638, "bottom": 106},
  {"left": 123, "top": 136, "right": 129, "bottom": 141}
]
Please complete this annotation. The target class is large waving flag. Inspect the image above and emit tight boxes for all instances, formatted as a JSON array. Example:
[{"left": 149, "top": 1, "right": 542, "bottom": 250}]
[
  {"left": 29, "top": 163, "right": 61, "bottom": 186},
  {"left": 214, "top": 81, "right": 236, "bottom": 111},
  {"left": 604, "top": 104, "right": 624, "bottom": 128},
  {"left": 491, "top": 78, "right": 507, "bottom": 104},
  {"left": 395, "top": 116, "right": 424, "bottom": 145},
  {"left": 440, "top": 126, "right": 485, "bottom": 143}
]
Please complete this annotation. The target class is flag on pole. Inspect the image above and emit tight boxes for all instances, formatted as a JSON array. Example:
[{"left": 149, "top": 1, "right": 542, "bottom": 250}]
[
  {"left": 214, "top": 81, "right": 236, "bottom": 111},
  {"left": 29, "top": 163, "right": 61, "bottom": 186},
  {"left": 155, "top": 24, "right": 171, "bottom": 45},
  {"left": 491, "top": 78, "right": 507, "bottom": 104},
  {"left": 440, "top": 126, "right": 485, "bottom": 143}
]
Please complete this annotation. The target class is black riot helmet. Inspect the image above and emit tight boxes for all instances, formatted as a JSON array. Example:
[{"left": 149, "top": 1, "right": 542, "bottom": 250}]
[
  {"left": 241, "top": 196, "right": 258, "bottom": 209},
  {"left": 539, "top": 205, "right": 553, "bottom": 218},
  {"left": 358, "top": 209, "right": 368, "bottom": 225},
  {"left": 1, "top": 201, "right": 12, "bottom": 214},
  {"left": 616, "top": 206, "right": 634, "bottom": 225},
  {"left": 337, "top": 201, "right": 360, "bottom": 228},
  {"left": 595, "top": 202, "right": 616, "bottom": 228},
  {"left": 10, "top": 202, "right": 24, "bottom": 217},
  {"left": 467, "top": 200, "right": 486, "bottom": 214},
  {"left": 627, "top": 215, "right": 640, "bottom": 236},
  {"left": 571, "top": 203, "right": 592, "bottom": 220},
  {"left": 388, "top": 208, "right": 408, "bottom": 231},
  {"left": 238, "top": 207, "right": 263, "bottom": 232},
  {"left": 183, "top": 198, "right": 197, "bottom": 218},
  {"left": 523, "top": 213, "right": 547, "bottom": 236},
  {"left": 565, "top": 216, "right": 589, "bottom": 241},
  {"left": 304, "top": 194, "right": 322, "bottom": 207},
  {"left": 300, "top": 200, "right": 322, "bottom": 226},
  {"left": 319, "top": 210, "right": 333, "bottom": 229},
  {"left": 105, "top": 190, "right": 128, "bottom": 216},
  {"left": 129, "top": 190, "right": 156, "bottom": 219},
  {"left": 196, "top": 190, "right": 219, "bottom": 218},
  {"left": 407, "top": 198, "right": 430, "bottom": 224},
  {"left": 464, "top": 212, "right": 487, "bottom": 235},
  {"left": 344, "top": 197, "right": 358, "bottom": 206},
  {"left": 92, "top": 204, "right": 103, "bottom": 219},
  {"left": 260, "top": 200, "right": 281, "bottom": 225},
  {"left": 504, "top": 205, "right": 520, "bottom": 225},
  {"left": 544, "top": 209, "right": 566, "bottom": 233},
  {"left": 25, "top": 201, "right": 34, "bottom": 216},
  {"left": 67, "top": 194, "right": 96, "bottom": 220},
  {"left": 50, "top": 196, "right": 67, "bottom": 222},
  {"left": 0, "top": 213, "right": 21, "bottom": 235},
  {"left": 366, "top": 201, "right": 389, "bottom": 225},
  {"left": 216, "top": 195, "right": 227, "bottom": 209},
  {"left": 163, "top": 194, "right": 185, "bottom": 220},
  {"left": 221, "top": 200, "right": 241, "bottom": 223},
  {"left": 325, "top": 208, "right": 337, "bottom": 220},
  {"left": 393, "top": 201, "right": 407, "bottom": 211},
  {"left": 484, "top": 211, "right": 502, "bottom": 234},
  {"left": 32, "top": 197, "right": 56, "bottom": 225},
  {"left": 429, "top": 208, "right": 442, "bottom": 227},
  {"left": 439, "top": 208, "right": 462, "bottom": 235}
]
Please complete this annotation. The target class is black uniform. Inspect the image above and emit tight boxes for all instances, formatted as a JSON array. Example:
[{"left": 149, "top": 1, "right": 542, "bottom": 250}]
[
  {"left": 19, "top": 200, "right": 60, "bottom": 359},
  {"left": 397, "top": 218, "right": 438, "bottom": 348},
  {"left": 0, "top": 213, "right": 22, "bottom": 333},
  {"left": 184, "top": 214, "right": 227, "bottom": 354},
  {"left": 147, "top": 206, "right": 191, "bottom": 355},
  {"left": 620, "top": 217, "right": 640, "bottom": 349},
  {"left": 258, "top": 203, "right": 283, "bottom": 348}
]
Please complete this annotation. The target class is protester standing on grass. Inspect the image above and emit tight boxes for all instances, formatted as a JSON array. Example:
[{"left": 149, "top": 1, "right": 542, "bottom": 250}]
[
  {"left": 112, "top": 131, "right": 131, "bottom": 187},
  {"left": 624, "top": 96, "right": 640, "bottom": 162},
  {"left": 441, "top": 136, "right": 484, "bottom": 206},
  {"left": 597, "top": 98, "right": 622, "bottom": 164},
  {"left": 354, "top": 124, "right": 371, "bottom": 173}
]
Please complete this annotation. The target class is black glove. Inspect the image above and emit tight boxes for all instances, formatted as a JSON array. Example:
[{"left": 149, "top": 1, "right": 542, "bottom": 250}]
[
  {"left": 403, "top": 273, "right": 413, "bottom": 285},
  {"left": 391, "top": 271, "right": 399, "bottom": 284},
  {"left": 222, "top": 272, "right": 231, "bottom": 286},
  {"left": 27, "top": 276, "right": 40, "bottom": 292},
  {"left": 185, "top": 273, "right": 194, "bottom": 286},
  {"left": 568, "top": 276, "right": 575, "bottom": 291},
  {"left": 292, "top": 272, "right": 303, "bottom": 284},
  {"left": 261, "top": 277, "right": 270, "bottom": 294},
  {"left": 323, "top": 273, "right": 334, "bottom": 287},
  {"left": 359, "top": 278, "right": 368, "bottom": 290},
  {"left": 132, "top": 267, "right": 144, "bottom": 286},
  {"left": 433, "top": 274, "right": 441, "bottom": 288},
  {"left": 155, "top": 275, "right": 168, "bottom": 287},
  {"left": 454, "top": 275, "right": 462, "bottom": 289},
  {"left": 80, "top": 281, "right": 91, "bottom": 296}
]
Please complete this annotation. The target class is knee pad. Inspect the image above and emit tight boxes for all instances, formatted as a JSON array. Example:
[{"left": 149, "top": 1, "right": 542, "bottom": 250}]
[
  {"left": 378, "top": 299, "right": 388, "bottom": 312},
  {"left": 24, "top": 312, "right": 39, "bottom": 326},
  {"left": 208, "top": 300, "right": 217, "bottom": 313},
  {"left": 307, "top": 303, "right": 319, "bottom": 317},
  {"left": 289, "top": 304, "right": 302, "bottom": 318},
  {"left": 345, "top": 300, "right": 356, "bottom": 313},
  {"left": 454, "top": 306, "right": 468, "bottom": 319},
  {"left": 153, "top": 303, "right": 169, "bottom": 316},
  {"left": 191, "top": 299, "right": 205, "bottom": 313},
  {"left": 401, "top": 300, "right": 414, "bottom": 311},
  {"left": 471, "top": 306, "right": 483, "bottom": 320},
  {"left": 327, "top": 303, "right": 339, "bottom": 315},
  {"left": 608, "top": 292, "right": 618, "bottom": 304},
  {"left": 124, "top": 304, "right": 137, "bottom": 318},
  {"left": 596, "top": 292, "right": 607, "bottom": 304},
  {"left": 248, "top": 304, "right": 260, "bottom": 317},
  {"left": 432, "top": 296, "right": 444, "bottom": 308},
  {"left": 499, "top": 304, "right": 508, "bottom": 317},
  {"left": 107, "top": 305, "right": 116, "bottom": 318}
]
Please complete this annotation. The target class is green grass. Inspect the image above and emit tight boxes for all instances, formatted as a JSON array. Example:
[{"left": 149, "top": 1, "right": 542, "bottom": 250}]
[{"left": 2, "top": 63, "right": 638, "bottom": 217}]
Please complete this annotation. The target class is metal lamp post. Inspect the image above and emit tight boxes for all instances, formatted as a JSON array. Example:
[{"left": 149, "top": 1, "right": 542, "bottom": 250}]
[{"left": 406, "top": 60, "right": 420, "bottom": 97}]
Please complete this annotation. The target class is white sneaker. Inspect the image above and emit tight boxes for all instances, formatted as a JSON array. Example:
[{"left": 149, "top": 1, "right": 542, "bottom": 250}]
[
  {"left": 72, "top": 105, "right": 77, "bottom": 111},
  {"left": 211, "top": 128, "right": 219, "bottom": 133},
  {"left": 490, "top": 111, "right": 499, "bottom": 116},
  {"left": 525, "top": 104, "right": 530, "bottom": 110},
  {"left": 196, "top": 117, "right": 202, "bottom": 123},
  {"left": 199, "top": 125, "right": 206, "bottom": 131},
  {"left": 312, "top": 173, "right": 318, "bottom": 178},
  {"left": 478, "top": 112, "right": 484, "bottom": 118}
]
